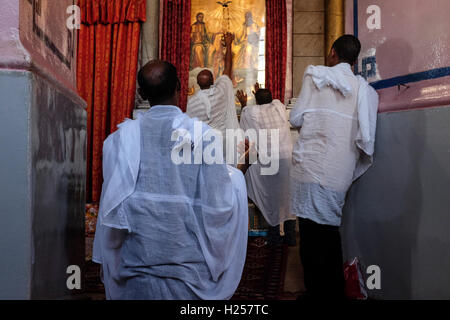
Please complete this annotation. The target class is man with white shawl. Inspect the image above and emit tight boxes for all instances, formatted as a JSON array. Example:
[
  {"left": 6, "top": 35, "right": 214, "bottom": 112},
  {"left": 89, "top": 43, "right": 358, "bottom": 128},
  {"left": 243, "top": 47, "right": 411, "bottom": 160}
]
[
  {"left": 187, "top": 33, "right": 240, "bottom": 160},
  {"left": 93, "top": 61, "right": 250, "bottom": 300},
  {"left": 289, "top": 35, "right": 379, "bottom": 299},
  {"left": 236, "top": 85, "right": 296, "bottom": 245}
]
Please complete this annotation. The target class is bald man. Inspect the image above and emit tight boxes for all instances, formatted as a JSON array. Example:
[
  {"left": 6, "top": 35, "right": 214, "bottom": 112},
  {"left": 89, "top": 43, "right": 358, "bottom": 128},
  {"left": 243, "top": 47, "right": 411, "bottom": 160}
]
[
  {"left": 186, "top": 33, "right": 240, "bottom": 160},
  {"left": 93, "top": 60, "right": 251, "bottom": 300}
]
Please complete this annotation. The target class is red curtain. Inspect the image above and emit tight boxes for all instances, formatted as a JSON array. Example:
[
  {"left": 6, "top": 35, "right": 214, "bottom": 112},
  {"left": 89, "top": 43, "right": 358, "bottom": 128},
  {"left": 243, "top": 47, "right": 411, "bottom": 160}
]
[
  {"left": 77, "top": 0, "right": 146, "bottom": 203},
  {"left": 266, "top": 0, "right": 287, "bottom": 102},
  {"left": 160, "top": 0, "right": 191, "bottom": 112}
]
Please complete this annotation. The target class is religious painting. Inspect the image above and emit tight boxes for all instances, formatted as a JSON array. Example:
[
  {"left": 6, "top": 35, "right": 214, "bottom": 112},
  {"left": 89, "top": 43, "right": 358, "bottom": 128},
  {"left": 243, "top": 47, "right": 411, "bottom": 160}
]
[{"left": 189, "top": 0, "right": 266, "bottom": 106}]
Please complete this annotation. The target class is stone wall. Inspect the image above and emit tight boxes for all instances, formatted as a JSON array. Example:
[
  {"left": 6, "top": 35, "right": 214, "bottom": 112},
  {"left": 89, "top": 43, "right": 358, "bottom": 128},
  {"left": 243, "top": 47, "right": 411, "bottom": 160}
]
[
  {"left": 292, "top": 0, "right": 325, "bottom": 97},
  {"left": 0, "top": 0, "right": 86, "bottom": 299}
]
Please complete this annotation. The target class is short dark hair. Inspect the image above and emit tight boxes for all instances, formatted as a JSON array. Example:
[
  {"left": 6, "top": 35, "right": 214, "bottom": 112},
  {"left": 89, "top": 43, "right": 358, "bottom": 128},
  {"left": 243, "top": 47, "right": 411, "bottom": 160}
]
[
  {"left": 332, "top": 35, "right": 361, "bottom": 65},
  {"left": 255, "top": 89, "right": 272, "bottom": 105},
  {"left": 137, "top": 61, "right": 180, "bottom": 105}
]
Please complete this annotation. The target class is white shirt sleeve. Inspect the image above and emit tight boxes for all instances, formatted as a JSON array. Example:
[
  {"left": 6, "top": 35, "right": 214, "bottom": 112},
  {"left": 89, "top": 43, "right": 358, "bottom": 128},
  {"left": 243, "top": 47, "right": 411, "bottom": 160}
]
[
  {"left": 216, "top": 75, "right": 241, "bottom": 132},
  {"left": 290, "top": 75, "right": 314, "bottom": 128},
  {"left": 215, "top": 75, "right": 233, "bottom": 93}
]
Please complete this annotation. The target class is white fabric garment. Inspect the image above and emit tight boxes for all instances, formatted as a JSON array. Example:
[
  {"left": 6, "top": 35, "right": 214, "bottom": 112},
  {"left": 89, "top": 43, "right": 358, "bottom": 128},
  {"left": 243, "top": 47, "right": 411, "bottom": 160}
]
[
  {"left": 187, "top": 75, "right": 241, "bottom": 158},
  {"left": 289, "top": 63, "right": 379, "bottom": 226},
  {"left": 93, "top": 105, "right": 248, "bottom": 300},
  {"left": 196, "top": 90, "right": 213, "bottom": 119},
  {"left": 354, "top": 75, "right": 379, "bottom": 180},
  {"left": 240, "top": 99, "right": 295, "bottom": 226}
]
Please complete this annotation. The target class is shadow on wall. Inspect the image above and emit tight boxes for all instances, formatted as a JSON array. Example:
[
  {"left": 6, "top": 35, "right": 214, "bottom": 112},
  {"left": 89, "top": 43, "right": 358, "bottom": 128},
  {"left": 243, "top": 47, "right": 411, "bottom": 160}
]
[
  {"left": 341, "top": 110, "right": 424, "bottom": 299},
  {"left": 342, "top": 105, "right": 450, "bottom": 299},
  {"left": 373, "top": 38, "right": 427, "bottom": 108},
  {"left": 376, "top": 38, "right": 413, "bottom": 79}
]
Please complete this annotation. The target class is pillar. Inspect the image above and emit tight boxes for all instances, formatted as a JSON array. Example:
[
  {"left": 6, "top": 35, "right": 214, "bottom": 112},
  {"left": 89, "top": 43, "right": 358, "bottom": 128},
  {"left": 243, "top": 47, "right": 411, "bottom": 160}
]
[
  {"left": 0, "top": 0, "right": 86, "bottom": 299},
  {"left": 140, "top": 0, "right": 160, "bottom": 64},
  {"left": 135, "top": 0, "right": 160, "bottom": 114},
  {"left": 325, "top": 0, "right": 345, "bottom": 60},
  {"left": 292, "top": 0, "right": 325, "bottom": 97}
]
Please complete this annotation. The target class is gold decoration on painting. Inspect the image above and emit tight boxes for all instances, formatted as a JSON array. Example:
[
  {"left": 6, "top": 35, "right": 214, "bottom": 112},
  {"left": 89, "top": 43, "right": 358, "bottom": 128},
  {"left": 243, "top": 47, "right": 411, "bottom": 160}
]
[{"left": 189, "top": 0, "right": 266, "bottom": 105}]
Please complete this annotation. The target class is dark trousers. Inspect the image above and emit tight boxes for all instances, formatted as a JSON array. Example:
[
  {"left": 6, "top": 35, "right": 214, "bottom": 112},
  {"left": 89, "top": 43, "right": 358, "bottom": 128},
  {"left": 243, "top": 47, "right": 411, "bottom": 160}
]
[
  {"left": 298, "top": 217, "right": 345, "bottom": 299},
  {"left": 267, "top": 220, "right": 297, "bottom": 246}
]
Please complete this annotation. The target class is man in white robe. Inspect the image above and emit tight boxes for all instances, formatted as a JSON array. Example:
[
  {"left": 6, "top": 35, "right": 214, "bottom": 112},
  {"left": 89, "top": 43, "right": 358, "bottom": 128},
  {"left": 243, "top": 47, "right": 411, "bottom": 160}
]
[
  {"left": 237, "top": 86, "right": 296, "bottom": 244},
  {"left": 187, "top": 33, "right": 240, "bottom": 160},
  {"left": 289, "top": 35, "right": 379, "bottom": 299},
  {"left": 93, "top": 61, "right": 251, "bottom": 300}
]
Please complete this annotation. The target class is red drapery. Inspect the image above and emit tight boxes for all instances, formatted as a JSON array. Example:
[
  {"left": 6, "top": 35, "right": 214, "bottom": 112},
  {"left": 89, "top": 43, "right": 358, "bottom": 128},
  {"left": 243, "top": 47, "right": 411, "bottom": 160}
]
[
  {"left": 77, "top": 0, "right": 146, "bottom": 203},
  {"left": 160, "top": 0, "right": 191, "bottom": 112},
  {"left": 266, "top": 0, "right": 287, "bottom": 102}
]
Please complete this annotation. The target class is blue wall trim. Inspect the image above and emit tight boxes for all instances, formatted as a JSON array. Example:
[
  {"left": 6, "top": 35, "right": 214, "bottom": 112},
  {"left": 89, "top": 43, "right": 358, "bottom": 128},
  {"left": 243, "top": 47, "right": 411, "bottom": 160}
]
[
  {"left": 353, "top": 0, "right": 358, "bottom": 38},
  {"left": 370, "top": 67, "right": 450, "bottom": 90},
  {"left": 354, "top": 0, "right": 450, "bottom": 89}
]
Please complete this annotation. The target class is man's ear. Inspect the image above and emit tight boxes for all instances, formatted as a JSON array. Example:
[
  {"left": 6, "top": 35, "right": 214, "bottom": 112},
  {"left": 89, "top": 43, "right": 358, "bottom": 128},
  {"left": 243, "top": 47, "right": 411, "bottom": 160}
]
[
  {"left": 332, "top": 48, "right": 340, "bottom": 60},
  {"left": 326, "top": 47, "right": 339, "bottom": 67},
  {"left": 138, "top": 88, "right": 148, "bottom": 101},
  {"left": 329, "top": 48, "right": 335, "bottom": 59}
]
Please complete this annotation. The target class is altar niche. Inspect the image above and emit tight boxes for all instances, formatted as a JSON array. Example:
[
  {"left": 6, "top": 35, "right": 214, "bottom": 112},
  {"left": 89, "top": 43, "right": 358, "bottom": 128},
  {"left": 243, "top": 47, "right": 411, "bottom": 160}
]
[{"left": 189, "top": 0, "right": 266, "bottom": 106}]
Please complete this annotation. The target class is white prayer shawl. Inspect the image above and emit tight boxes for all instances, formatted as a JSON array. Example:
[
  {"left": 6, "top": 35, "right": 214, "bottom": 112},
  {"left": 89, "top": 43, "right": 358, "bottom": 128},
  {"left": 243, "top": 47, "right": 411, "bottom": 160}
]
[
  {"left": 354, "top": 74, "right": 379, "bottom": 180},
  {"left": 187, "top": 75, "right": 240, "bottom": 157},
  {"left": 93, "top": 105, "right": 248, "bottom": 300},
  {"left": 240, "top": 100, "right": 295, "bottom": 226},
  {"left": 289, "top": 63, "right": 378, "bottom": 226}
]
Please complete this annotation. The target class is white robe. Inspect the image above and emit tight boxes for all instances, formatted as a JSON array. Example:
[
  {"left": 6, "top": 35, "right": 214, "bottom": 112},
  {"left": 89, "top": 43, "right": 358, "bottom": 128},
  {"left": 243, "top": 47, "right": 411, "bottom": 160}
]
[
  {"left": 93, "top": 105, "right": 248, "bottom": 300},
  {"left": 289, "top": 63, "right": 379, "bottom": 226},
  {"left": 240, "top": 100, "right": 295, "bottom": 226},
  {"left": 187, "top": 75, "right": 240, "bottom": 158}
]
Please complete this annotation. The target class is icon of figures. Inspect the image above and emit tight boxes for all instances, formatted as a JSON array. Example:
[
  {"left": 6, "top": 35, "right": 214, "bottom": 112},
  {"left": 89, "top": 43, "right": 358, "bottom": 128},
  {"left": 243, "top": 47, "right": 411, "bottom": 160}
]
[
  {"left": 234, "top": 11, "right": 260, "bottom": 69},
  {"left": 208, "top": 33, "right": 225, "bottom": 78},
  {"left": 190, "top": 12, "right": 211, "bottom": 70}
]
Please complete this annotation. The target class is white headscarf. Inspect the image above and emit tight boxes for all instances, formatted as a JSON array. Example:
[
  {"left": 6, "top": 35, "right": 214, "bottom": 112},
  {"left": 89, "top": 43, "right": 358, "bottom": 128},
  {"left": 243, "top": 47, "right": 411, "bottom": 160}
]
[
  {"left": 353, "top": 75, "right": 379, "bottom": 180},
  {"left": 302, "top": 63, "right": 379, "bottom": 180}
]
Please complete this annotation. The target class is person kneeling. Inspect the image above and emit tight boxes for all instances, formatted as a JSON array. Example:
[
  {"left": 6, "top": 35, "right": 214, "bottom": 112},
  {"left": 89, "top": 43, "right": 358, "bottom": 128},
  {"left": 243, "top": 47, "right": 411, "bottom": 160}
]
[{"left": 93, "top": 61, "right": 251, "bottom": 300}]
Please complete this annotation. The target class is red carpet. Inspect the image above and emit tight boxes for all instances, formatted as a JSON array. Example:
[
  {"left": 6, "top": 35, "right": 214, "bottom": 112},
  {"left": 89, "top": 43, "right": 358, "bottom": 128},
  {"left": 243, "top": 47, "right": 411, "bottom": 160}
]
[
  {"left": 232, "top": 237, "right": 289, "bottom": 300},
  {"left": 84, "top": 205, "right": 289, "bottom": 300}
]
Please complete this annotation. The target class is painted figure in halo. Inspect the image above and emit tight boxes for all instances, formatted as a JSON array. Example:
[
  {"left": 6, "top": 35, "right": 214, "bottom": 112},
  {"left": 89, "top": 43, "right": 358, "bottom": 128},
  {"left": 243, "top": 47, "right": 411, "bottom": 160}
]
[
  {"left": 190, "top": 12, "right": 211, "bottom": 70},
  {"left": 208, "top": 33, "right": 226, "bottom": 78},
  {"left": 234, "top": 11, "right": 260, "bottom": 69}
]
